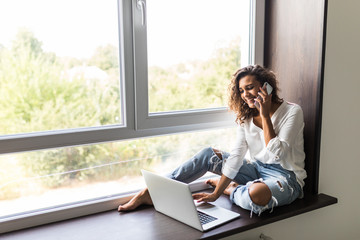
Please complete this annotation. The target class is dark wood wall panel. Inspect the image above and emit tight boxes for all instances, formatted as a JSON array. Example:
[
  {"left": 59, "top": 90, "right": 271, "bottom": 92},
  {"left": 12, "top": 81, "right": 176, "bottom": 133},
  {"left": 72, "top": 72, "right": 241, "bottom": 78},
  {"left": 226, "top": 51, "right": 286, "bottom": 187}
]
[{"left": 264, "top": 0, "right": 327, "bottom": 194}]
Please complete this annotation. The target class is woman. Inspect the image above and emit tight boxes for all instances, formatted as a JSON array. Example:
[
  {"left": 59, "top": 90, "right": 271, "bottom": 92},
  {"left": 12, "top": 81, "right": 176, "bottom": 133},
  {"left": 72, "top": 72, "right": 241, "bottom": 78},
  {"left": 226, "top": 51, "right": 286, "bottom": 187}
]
[{"left": 118, "top": 65, "right": 306, "bottom": 216}]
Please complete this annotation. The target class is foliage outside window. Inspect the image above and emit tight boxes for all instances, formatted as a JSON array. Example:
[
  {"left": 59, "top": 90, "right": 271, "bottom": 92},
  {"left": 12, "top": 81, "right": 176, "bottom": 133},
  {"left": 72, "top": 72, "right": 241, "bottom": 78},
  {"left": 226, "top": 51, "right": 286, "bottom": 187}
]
[{"left": 0, "top": 29, "right": 121, "bottom": 135}]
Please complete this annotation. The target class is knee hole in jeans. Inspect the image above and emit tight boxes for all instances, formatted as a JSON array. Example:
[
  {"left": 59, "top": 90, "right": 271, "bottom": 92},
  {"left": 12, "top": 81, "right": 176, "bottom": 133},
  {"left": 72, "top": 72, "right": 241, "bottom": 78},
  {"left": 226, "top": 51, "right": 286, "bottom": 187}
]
[{"left": 248, "top": 182, "right": 272, "bottom": 206}]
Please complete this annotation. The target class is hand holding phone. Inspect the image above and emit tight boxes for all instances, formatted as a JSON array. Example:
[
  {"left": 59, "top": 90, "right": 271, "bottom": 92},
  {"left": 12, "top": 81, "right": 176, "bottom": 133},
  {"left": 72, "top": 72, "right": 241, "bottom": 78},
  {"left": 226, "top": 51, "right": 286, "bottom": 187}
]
[{"left": 254, "top": 82, "right": 273, "bottom": 108}]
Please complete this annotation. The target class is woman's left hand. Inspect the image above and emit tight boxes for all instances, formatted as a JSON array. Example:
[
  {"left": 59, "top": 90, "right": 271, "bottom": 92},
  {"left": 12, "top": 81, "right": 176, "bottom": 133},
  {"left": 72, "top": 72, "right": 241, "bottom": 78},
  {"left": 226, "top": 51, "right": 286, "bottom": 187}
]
[{"left": 254, "top": 86, "right": 272, "bottom": 118}]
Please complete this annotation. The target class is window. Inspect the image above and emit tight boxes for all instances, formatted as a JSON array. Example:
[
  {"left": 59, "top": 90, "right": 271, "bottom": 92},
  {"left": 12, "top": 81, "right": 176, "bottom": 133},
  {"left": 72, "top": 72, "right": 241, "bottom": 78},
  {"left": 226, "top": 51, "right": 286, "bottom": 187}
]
[
  {"left": 0, "top": 0, "right": 265, "bottom": 233},
  {"left": 146, "top": 0, "right": 249, "bottom": 113},
  {"left": 0, "top": 0, "right": 123, "bottom": 135},
  {"left": 134, "top": 0, "right": 265, "bottom": 130}
]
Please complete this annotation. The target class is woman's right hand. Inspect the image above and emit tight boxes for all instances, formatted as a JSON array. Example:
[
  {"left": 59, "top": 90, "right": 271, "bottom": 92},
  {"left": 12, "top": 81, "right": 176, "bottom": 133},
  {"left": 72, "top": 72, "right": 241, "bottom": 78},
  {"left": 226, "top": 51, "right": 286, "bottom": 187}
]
[
  {"left": 193, "top": 174, "right": 232, "bottom": 203},
  {"left": 192, "top": 192, "right": 219, "bottom": 203}
]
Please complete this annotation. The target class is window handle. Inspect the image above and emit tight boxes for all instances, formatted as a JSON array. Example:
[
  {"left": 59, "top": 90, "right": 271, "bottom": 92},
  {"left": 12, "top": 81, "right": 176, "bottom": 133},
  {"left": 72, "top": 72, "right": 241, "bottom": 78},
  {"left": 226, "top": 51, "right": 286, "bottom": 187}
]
[{"left": 137, "top": 0, "right": 146, "bottom": 26}]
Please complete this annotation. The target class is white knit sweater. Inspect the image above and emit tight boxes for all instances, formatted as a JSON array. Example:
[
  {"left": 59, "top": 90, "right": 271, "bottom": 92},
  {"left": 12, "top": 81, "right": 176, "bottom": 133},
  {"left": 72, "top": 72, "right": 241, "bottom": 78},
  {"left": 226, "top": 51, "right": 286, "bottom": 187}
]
[{"left": 222, "top": 101, "right": 307, "bottom": 188}]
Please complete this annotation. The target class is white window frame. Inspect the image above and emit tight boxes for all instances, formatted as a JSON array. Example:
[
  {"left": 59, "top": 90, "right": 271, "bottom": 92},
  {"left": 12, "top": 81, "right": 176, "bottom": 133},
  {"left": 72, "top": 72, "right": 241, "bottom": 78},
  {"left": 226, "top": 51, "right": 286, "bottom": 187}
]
[{"left": 0, "top": 0, "right": 265, "bottom": 233}]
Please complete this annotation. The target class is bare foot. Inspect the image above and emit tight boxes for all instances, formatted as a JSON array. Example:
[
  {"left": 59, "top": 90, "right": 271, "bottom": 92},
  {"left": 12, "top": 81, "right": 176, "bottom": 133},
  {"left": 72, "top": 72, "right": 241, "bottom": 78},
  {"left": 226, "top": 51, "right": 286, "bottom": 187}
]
[
  {"left": 205, "top": 178, "right": 239, "bottom": 196},
  {"left": 118, "top": 188, "right": 153, "bottom": 212}
]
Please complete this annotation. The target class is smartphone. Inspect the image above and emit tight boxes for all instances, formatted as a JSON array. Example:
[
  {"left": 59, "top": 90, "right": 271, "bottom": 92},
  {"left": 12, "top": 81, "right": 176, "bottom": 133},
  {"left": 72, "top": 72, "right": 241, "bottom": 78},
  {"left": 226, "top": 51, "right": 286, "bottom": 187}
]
[{"left": 254, "top": 82, "right": 273, "bottom": 108}]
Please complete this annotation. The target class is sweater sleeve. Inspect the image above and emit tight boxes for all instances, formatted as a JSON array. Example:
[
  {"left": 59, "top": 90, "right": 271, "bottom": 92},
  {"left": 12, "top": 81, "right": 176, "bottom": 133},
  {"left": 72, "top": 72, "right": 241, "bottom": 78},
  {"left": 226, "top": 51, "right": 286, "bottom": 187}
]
[{"left": 222, "top": 125, "right": 248, "bottom": 179}]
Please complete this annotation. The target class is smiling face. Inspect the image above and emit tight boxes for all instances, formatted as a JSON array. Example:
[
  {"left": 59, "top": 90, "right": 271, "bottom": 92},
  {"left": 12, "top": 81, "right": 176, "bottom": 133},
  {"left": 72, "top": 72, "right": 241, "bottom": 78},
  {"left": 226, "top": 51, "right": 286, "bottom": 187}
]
[
  {"left": 238, "top": 75, "right": 262, "bottom": 108},
  {"left": 229, "top": 65, "right": 282, "bottom": 124}
]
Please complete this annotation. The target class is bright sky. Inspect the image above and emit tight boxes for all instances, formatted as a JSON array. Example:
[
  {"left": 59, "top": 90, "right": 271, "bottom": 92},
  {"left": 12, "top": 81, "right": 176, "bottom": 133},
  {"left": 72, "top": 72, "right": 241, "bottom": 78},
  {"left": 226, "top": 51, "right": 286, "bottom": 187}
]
[
  {"left": 147, "top": 0, "right": 250, "bottom": 66},
  {"left": 0, "top": 0, "right": 249, "bottom": 66},
  {"left": 0, "top": 0, "right": 119, "bottom": 58}
]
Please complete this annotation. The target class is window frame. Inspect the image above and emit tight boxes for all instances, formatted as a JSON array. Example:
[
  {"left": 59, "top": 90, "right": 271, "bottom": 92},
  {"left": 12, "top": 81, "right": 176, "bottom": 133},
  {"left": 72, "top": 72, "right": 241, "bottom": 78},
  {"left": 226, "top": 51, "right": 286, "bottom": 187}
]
[{"left": 0, "top": 0, "right": 265, "bottom": 233}]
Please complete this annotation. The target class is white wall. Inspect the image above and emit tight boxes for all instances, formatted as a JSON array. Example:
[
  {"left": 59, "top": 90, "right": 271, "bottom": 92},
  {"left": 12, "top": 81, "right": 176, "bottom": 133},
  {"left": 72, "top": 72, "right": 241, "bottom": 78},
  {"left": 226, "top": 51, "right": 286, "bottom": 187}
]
[{"left": 224, "top": 0, "right": 360, "bottom": 239}]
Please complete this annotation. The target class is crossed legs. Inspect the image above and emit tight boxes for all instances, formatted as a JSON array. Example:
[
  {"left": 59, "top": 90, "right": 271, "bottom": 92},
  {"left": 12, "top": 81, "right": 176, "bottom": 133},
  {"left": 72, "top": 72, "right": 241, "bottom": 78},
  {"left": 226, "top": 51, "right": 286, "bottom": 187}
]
[
  {"left": 118, "top": 179, "right": 271, "bottom": 212},
  {"left": 118, "top": 148, "right": 272, "bottom": 212}
]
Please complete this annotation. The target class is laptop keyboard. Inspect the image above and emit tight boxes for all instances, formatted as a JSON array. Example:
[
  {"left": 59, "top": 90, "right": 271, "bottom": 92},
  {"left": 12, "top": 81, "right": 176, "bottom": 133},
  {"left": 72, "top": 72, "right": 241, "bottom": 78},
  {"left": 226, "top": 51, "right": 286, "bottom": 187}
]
[{"left": 197, "top": 211, "right": 218, "bottom": 225}]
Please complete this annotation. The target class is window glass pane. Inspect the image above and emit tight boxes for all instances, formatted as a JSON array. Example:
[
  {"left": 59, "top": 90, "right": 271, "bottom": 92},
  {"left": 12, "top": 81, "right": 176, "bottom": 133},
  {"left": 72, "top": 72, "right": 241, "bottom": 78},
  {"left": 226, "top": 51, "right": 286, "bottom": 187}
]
[
  {"left": 0, "top": 0, "right": 122, "bottom": 135},
  {"left": 147, "top": 0, "right": 250, "bottom": 113},
  {"left": 0, "top": 127, "right": 236, "bottom": 219}
]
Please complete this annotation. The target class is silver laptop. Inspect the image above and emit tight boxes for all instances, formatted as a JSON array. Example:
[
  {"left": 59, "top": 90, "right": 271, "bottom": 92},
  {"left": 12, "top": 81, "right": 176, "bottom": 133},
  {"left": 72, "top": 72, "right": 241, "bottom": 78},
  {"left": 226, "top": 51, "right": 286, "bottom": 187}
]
[{"left": 141, "top": 170, "right": 240, "bottom": 232}]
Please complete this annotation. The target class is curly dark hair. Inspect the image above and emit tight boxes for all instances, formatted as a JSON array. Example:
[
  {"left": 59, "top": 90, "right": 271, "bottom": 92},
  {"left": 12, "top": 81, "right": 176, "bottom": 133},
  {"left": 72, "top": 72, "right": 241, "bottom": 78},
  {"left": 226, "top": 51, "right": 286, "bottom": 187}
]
[{"left": 228, "top": 65, "right": 283, "bottom": 124}]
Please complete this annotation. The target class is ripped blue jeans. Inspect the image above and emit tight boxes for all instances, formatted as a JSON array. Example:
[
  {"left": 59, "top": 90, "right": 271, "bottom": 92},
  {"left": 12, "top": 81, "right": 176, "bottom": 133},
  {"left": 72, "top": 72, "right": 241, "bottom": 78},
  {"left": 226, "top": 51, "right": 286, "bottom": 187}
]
[{"left": 167, "top": 147, "right": 302, "bottom": 217}]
